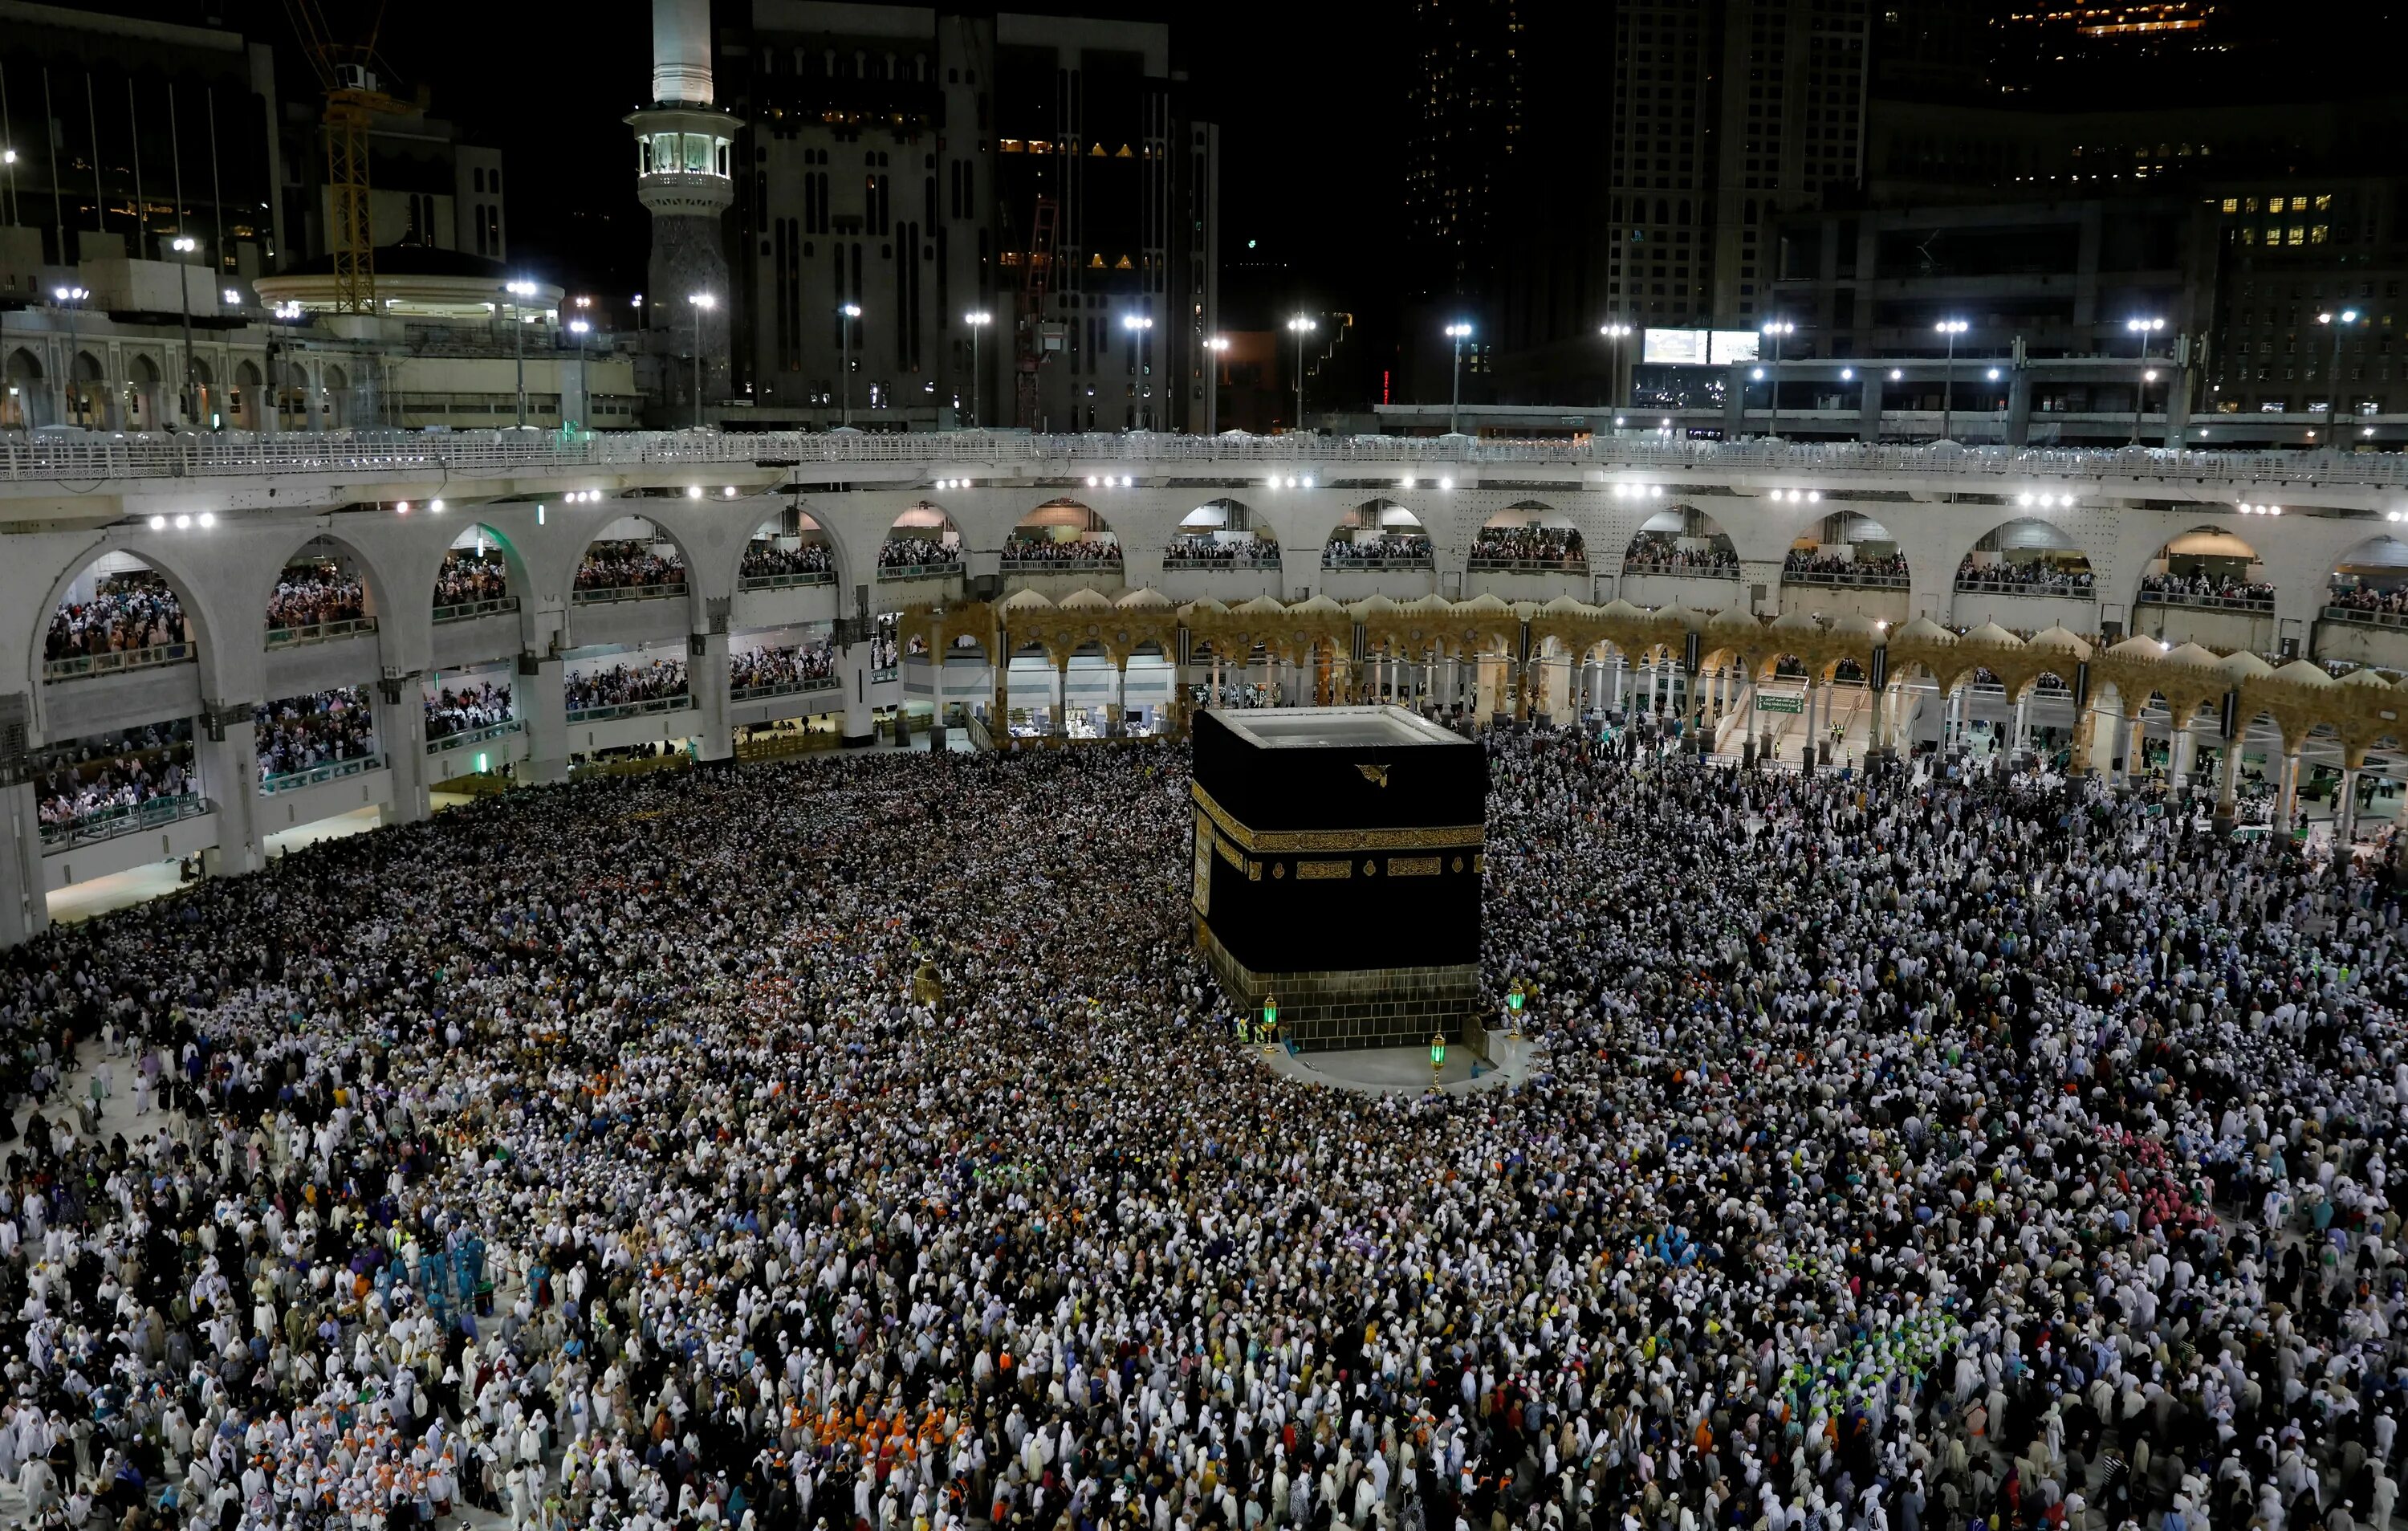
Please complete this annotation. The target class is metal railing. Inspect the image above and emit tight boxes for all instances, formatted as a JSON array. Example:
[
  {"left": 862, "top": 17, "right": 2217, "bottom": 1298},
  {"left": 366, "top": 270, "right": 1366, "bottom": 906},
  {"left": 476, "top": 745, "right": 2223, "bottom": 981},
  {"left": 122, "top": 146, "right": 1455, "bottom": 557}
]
[
  {"left": 1466, "top": 556, "right": 1588, "bottom": 573},
  {"left": 2136, "top": 588, "right": 2276, "bottom": 613},
  {"left": 426, "top": 718, "right": 523, "bottom": 753},
  {"left": 1620, "top": 561, "right": 1739, "bottom": 579},
  {"left": 1323, "top": 554, "right": 1434, "bottom": 570},
  {"left": 1162, "top": 552, "right": 1284, "bottom": 570},
  {"left": 432, "top": 596, "right": 520, "bottom": 624},
  {"left": 1953, "top": 578, "right": 2097, "bottom": 599},
  {"left": 39, "top": 792, "right": 212, "bottom": 850},
  {"left": 2321, "top": 603, "right": 2408, "bottom": 630},
  {"left": 571, "top": 581, "right": 688, "bottom": 605},
  {"left": 738, "top": 570, "right": 837, "bottom": 591},
  {"left": 999, "top": 557, "right": 1123, "bottom": 572},
  {"left": 731, "top": 677, "right": 840, "bottom": 702},
  {"left": 258, "top": 754, "right": 382, "bottom": 794},
  {"left": 871, "top": 666, "right": 899, "bottom": 684},
  {"left": 42, "top": 641, "right": 197, "bottom": 682},
  {"left": 877, "top": 561, "right": 964, "bottom": 581},
  {"left": 565, "top": 694, "right": 694, "bottom": 724},
  {"left": 265, "top": 615, "right": 378, "bottom": 648},
  {"left": 1781, "top": 569, "right": 1911, "bottom": 589},
  {"left": 14, "top": 427, "right": 2408, "bottom": 494}
]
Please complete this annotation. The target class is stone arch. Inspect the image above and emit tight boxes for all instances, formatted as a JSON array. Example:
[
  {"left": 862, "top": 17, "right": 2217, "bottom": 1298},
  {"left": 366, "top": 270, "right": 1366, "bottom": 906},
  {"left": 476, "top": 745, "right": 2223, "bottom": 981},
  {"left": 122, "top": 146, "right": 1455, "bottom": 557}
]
[
  {"left": 740, "top": 504, "right": 840, "bottom": 586},
  {"left": 2, "top": 348, "right": 42, "bottom": 429},
  {"left": 1324, "top": 500, "right": 1431, "bottom": 568},
  {"left": 1623, "top": 504, "right": 1737, "bottom": 575},
  {"left": 2325, "top": 532, "right": 2408, "bottom": 618},
  {"left": 30, "top": 542, "right": 216, "bottom": 695},
  {"left": 67, "top": 350, "right": 103, "bottom": 426},
  {"left": 435, "top": 523, "right": 527, "bottom": 611},
  {"left": 1953, "top": 516, "right": 2097, "bottom": 601},
  {"left": 2138, "top": 523, "right": 2266, "bottom": 609},
  {"left": 881, "top": 502, "right": 964, "bottom": 575},
  {"left": 571, "top": 512, "right": 696, "bottom": 603},
  {"left": 1473, "top": 500, "right": 1587, "bottom": 571},
  {"left": 233, "top": 358, "right": 266, "bottom": 430},
  {"left": 255, "top": 528, "right": 399, "bottom": 633},
  {"left": 1784, "top": 509, "right": 1910, "bottom": 588},
  {"left": 1007, "top": 498, "right": 1123, "bottom": 568}
]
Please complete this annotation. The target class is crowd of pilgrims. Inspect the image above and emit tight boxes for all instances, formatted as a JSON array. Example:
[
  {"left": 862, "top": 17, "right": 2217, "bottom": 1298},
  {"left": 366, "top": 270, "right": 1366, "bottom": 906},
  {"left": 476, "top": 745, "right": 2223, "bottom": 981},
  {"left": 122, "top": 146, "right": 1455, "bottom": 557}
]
[
  {"left": 2326, "top": 583, "right": 2408, "bottom": 621},
  {"left": 1781, "top": 552, "right": 1910, "bottom": 584},
  {"left": 1954, "top": 562, "right": 2097, "bottom": 597},
  {"left": 880, "top": 540, "right": 962, "bottom": 571},
  {"left": 1469, "top": 528, "right": 1587, "bottom": 568},
  {"left": 1164, "top": 540, "right": 1278, "bottom": 567},
  {"left": 252, "top": 689, "right": 378, "bottom": 783},
  {"left": 43, "top": 578, "right": 193, "bottom": 663},
  {"left": 563, "top": 661, "right": 689, "bottom": 715},
  {"left": 730, "top": 646, "right": 837, "bottom": 694},
  {"left": 2140, "top": 573, "right": 2278, "bottom": 608},
  {"left": 0, "top": 733, "right": 2402, "bottom": 1531},
  {"left": 31, "top": 723, "right": 196, "bottom": 830},
  {"left": 1622, "top": 540, "right": 1739, "bottom": 574},
  {"left": 575, "top": 546, "right": 687, "bottom": 594},
  {"left": 1324, "top": 535, "right": 1434, "bottom": 567},
  {"left": 435, "top": 555, "right": 514, "bottom": 611},
  {"left": 265, "top": 571, "right": 369, "bottom": 633},
  {"left": 742, "top": 546, "right": 837, "bottom": 581},
  {"left": 1002, "top": 540, "right": 1121, "bottom": 566},
  {"left": 424, "top": 683, "right": 515, "bottom": 743}
]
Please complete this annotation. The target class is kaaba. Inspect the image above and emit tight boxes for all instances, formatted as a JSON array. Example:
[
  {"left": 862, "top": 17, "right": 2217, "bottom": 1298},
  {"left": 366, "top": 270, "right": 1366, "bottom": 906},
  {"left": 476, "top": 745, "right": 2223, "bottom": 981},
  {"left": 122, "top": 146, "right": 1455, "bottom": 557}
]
[{"left": 1190, "top": 706, "right": 1487, "bottom": 1051}]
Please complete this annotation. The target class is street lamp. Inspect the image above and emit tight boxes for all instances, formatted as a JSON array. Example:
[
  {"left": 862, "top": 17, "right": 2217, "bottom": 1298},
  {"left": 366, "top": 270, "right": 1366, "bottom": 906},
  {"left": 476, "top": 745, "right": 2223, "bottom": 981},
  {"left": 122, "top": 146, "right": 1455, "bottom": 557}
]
[
  {"left": 1204, "top": 335, "right": 1230, "bottom": 436},
  {"left": 839, "top": 302, "right": 862, "bottom": 426},
  {"left": 963, "top": 310, "right": 991, "bottom": 428},
  {"left": 1934, "top": 319, "right": 1969, "bottom": 442},
  {"left": 52, "top": 286, "right": 87, "bottom": 427},
  {"left": 1445, "top": 321, "right": 1474, "bottom": 436},
  {"left": 688, "top": 291, "right": 716, "bottom": 430},
  {"left": 1600, "top": 321, "right": 1634, "bottom": 412},
  {"left": 1286, "top": 314, "right": 1316, "bottom": 433},
  {"left": 170, "top": 235, "right": 201, "bottom": 426},
  {"left": 1122, "top": 313, "right": 1155, "bottom": 429},
  {"left": 2125, "top": 316, "right": 2166, "bottom": 445},
  {"left": 2319, "top": 308, "right": 2364, "bottom": 434},
  {"left": 567, "top": 320, "right": 592, "bottom": 431},
  {"left": 506, "top": 279, "right": 539, "bottom": 428},
  {"left": 1759, "top": 320, "right": 1796, "bottom": 439}
]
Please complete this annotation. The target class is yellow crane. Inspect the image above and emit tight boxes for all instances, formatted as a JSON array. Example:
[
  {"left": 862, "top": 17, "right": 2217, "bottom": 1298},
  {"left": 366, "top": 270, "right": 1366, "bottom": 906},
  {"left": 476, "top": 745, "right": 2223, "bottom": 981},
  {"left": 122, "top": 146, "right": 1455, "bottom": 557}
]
[{"left": 281, "top": 0, "right": 406, "bottom": 313}]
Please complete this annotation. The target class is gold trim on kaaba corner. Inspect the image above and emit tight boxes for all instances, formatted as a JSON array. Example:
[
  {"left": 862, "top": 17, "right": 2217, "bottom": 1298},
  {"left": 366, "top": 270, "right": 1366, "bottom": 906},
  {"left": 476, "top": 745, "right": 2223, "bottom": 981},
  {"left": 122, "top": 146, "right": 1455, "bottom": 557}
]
[
  {"left": 1296, "top": 860, "right": 1352, "bottom": 881},
  {"left": 1389, "top": 855, "right": 1442, "bottom": 877},
  {"left": 1190, "top": 782, "right": 1485, "bottom": 855}
]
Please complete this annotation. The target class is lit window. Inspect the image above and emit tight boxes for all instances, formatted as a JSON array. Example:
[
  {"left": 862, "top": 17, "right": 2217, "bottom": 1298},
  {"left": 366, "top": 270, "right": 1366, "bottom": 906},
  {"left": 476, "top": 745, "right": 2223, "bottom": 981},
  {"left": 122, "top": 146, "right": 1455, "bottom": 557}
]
[
  {"left": 2312, "top": 225, "right": 2329, "bottom": 244},
  {"left": 2221, "top": 197, "right": 2238, "bottom": 214},
  {"left": 2289, "top": 226, "right": 2305, "bottom": 246},
  {"left": 2270, "top": 196, "right": 2287, "bottom": 213},
  {"left": 2316, "top": 193, "right": 2333, "bottom": 210},
  {"left": 2244, "top": 196, "right": 2260, "bottom": 213}
]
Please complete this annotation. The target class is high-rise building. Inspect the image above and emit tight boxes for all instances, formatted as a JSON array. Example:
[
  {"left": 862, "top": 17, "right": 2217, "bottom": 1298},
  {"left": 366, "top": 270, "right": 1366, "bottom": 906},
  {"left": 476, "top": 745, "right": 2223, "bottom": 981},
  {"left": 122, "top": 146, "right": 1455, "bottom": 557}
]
[
  {"left": 1401, "top": 0, "right": 1523, "bottom": 305},
  {"left": 629, "top": 0, "right": 741, "bottom": 421},
  {"left": 704, "top": 3, "right": 1217, "bottom": 434}
]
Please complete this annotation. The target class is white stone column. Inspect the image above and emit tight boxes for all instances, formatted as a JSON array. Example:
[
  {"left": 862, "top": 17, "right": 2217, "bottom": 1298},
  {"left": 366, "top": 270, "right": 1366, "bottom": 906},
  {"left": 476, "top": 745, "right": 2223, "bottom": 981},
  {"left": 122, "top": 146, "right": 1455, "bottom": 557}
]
[
  {"left": 0, "top": 781, "right": 49, "bottom": 947},
  {"left": 199, "top": 711, "right": 264, "bottom": 877},
  {"left": 519, "top": 654, "right": 569, "bottom": 784},
  {"left": 374, "top": 678, "right": 430, "bottom": 826},
  {"left": 840, "top": 641, "right": 875, "bottom": 745},
  {"left": 690, "top": 630, "right": 733, "bottom": 761}
]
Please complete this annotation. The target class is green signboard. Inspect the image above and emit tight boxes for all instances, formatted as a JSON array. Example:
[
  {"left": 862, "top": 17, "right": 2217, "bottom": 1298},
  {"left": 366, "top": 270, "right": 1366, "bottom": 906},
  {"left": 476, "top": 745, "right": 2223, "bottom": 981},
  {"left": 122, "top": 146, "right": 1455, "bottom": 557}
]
[{"left": 1757, "top": 693, "right": 1806, "bottom": 714}]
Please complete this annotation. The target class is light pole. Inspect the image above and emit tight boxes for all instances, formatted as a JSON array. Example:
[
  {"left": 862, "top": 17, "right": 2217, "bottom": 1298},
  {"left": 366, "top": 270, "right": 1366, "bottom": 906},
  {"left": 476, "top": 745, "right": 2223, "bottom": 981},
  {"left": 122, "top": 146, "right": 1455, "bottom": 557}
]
[
  {"left": 52, "top": 285, "right": 87, "bottom": 427},
  {"left": 1121, "top": 312, "right": 1154, "bottom": 428},
  {"left": 171, "top": 235, "right": 199, "bottom": 426},
  {"left": 1934, "top": 318, "right": 1968, "bottom": 442},
  {"left": 688, "top": 292, "right": 716, "bottom": 430},
  {"left": 2125, "top": 316, "right": 2166, "bottom": 445},
  {"left": 2319, "top": 307, "right": 2363, "bottom": 436},
  {"left": 506, "top": 279, "right": 538, "bottom": 428},
  {"left": 567, "top": 319, "right": 592, "bottom": 431},
  {"left": 963, "top": 310, "right": 991, "bottom": 428},
  {"left": 1203, "top": 335, "right": 1230, "bottom": 436},
  {"left": 1759, "top": 319, "right": 1795, "bottom": 439},
  {"left": 1445, "top": 321, "right": 1474, "bottom": 436},
  {"left": 1286, "top": 314, "right": 1316, "bottom": 433},
  {"left": 1600, "top": 321, "right": 1633, "bottom": 413},
  {"left": 839, "top": 302, "right": 861, "bottom": 426}
]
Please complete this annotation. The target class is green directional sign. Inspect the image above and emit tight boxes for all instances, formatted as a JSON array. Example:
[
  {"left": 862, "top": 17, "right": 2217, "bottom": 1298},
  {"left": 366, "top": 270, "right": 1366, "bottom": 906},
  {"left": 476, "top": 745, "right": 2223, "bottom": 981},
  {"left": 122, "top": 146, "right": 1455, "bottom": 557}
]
[{"left": 1757, "top": 693, "right": 1806, "bottom": 714}]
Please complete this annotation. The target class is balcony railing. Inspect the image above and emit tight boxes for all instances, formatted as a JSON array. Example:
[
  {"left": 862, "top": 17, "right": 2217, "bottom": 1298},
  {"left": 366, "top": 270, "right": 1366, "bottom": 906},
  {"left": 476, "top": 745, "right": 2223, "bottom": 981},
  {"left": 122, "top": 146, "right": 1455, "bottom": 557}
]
[
  {"left": 1163, "top": 551, "right": 1284, "bottom": 570},
  {"left": 1620, "top": 560, "right": 1739, "bottom": 579},
  {"left": 1782, "top": 569, "right": 1911, "bottom": 589},
  {"left": 738, "top": 570, "right": 837, "bottom": 591},
  {"left": 1953, "top": 577, "right": 2097, "bottom": 599},
  {"left": 39, "top": 792, "right": 212, "bottom": 850},
  {"left": 566, "top": 694, "right": 694, "bottom": 724},
  {"left": 2321, "top": 603, "right": 2408, "bottom": 630},
  {"left": 433, "top": 596, "right": 521, "bottom": 624},
  {"left": 571, "top": 581, "right": 688, "bottom": 605},
  {"left": 258, "top": 754, "right": 383, "bottom": 795},
  {"left": 731, "top": 677, "right": 840, "bottom": 702},
  {"left": 42, "top": 641, "right": 197, "bottom": 682},
  {"left": 2137, "top": 588, "right": 2276, "bottom": 613},
  {"left": 1323, "top": 554, "right": 1434, "bottom": 570},
  {"left": 266, "top": 615, "right": 379, "bottom": 648},
  {"left": 426, "top": 718, "right": 524, "bottom": 753},
  {"left": 1466, "top": 556, "right": 1587, "bottom": 573},
  {"left": 877, "top": 561, "right": 963, "bottom": 581},
  {"left": 1000, "top": 557, "right": 1123, "bottom": 573}
]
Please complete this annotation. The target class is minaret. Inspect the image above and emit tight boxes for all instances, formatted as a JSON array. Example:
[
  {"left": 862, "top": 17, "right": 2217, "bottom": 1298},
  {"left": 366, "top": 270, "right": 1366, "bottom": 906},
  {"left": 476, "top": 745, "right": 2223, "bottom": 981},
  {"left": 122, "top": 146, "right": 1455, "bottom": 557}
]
[{"left": 628, "top": 0, "right": 739, "bottom": 424}]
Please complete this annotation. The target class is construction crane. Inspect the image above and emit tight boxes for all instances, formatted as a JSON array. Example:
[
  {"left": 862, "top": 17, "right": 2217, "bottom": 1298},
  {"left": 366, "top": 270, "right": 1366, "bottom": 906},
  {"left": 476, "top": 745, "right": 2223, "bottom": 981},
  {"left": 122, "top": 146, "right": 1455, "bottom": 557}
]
[{"left": 282, "top": 0, "right": 406, "bottom": 313}]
